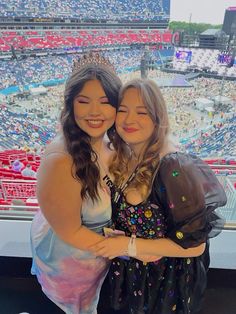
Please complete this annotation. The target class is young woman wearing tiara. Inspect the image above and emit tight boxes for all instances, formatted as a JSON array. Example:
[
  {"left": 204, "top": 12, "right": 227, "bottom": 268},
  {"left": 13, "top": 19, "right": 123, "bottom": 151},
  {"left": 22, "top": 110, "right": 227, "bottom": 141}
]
[
  {"left": 30, "top": 53, "right": 122, "bottom": 314},
  {"left": 94, "top": 78, "right": 227, "bottom": 314}
]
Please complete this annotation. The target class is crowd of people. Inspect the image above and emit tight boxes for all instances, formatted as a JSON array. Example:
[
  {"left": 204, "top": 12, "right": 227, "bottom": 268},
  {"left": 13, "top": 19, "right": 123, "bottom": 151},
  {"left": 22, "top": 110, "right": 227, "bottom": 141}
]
[
  {"left": 0, "top": 61, "right": 235, "bottom": 160},
  {"left": 0, "top": 104, "right": 56, "bottom": 152},
  {"left": 0, "top": 0, "right": 169, "bottom": 20},
  {"left": 0, "top": 55, "right": 73, "bottom": 90},
  {"left": 0, "top": 48, "right": 174, "bottom": 90}
]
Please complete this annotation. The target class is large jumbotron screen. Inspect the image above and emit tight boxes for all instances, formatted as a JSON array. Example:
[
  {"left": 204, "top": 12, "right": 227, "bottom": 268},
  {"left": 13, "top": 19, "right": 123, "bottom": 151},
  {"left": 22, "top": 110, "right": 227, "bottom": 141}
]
[
  {"left": 217, "top": 51, "right": 233, "bottom": 66},
  {"left": 175, "top": 49, "right": 192, "bottom": 63}
]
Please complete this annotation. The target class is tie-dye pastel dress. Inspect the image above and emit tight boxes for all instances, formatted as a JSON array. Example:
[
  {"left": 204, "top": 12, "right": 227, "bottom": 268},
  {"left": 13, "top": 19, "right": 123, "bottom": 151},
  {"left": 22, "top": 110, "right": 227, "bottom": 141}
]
[{"left": 30, "top": 184, "right": 112, "bottom": 314}]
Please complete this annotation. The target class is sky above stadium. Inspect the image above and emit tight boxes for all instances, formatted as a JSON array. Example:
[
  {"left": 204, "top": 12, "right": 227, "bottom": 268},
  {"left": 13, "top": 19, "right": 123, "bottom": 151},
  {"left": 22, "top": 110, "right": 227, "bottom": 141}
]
[{"left": 170, "top": 0, "right": 236, "bottom": 24}]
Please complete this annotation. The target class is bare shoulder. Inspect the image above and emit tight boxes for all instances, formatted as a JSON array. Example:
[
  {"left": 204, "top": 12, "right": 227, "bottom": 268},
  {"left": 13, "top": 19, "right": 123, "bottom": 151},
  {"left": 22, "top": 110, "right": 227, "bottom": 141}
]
[
  {"left": 44, "top": 134, "right": 67, "bottom": 154},
  {"left": 38, "top": 136, "right": 74, "bottom": 181},
  {"left": 42, "top": 135, "right": 71, "bottom": 163},
  {"left": 37, "top": 136, "right": 81, "bottom": 204}
]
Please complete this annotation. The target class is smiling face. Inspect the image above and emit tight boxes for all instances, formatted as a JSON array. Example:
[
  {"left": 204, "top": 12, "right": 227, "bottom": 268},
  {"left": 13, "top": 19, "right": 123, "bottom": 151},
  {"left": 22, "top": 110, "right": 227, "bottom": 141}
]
[
  {"left": 73, "top": 79, "right": 116, "bottom": 143},
  {"left": 115, "top": 87, "right": 155, "bottom": 156}
]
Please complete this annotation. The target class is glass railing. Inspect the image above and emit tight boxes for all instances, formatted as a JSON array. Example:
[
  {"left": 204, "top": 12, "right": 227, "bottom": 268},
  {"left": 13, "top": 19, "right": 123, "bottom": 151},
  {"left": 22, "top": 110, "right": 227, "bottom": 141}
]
[{"left": 1, "top": 173, "right": 235, "bottom": 226}]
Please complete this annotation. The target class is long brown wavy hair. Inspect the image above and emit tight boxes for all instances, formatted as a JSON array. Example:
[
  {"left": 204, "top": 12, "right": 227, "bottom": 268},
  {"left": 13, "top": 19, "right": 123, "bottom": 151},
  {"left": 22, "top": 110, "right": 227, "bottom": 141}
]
[
  {"left": 110, "top": 78, "right": 169, "bottom": 199},
  {"left": 61, "top": 63, "right": 122, "bottom": 202}
]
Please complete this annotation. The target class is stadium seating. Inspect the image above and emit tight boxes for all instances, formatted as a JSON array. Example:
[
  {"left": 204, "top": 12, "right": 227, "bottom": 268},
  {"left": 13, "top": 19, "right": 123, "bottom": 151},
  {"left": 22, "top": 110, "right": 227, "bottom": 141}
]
[
  {"left": 0, "top": 48, "right": 175, "bottom": 90},
  {"left": 0, "top": 0, "right": 170, "bottom": 20},
  {"left": 0, "top": 29, "right": 173, "bottom": 52},
  {"left": 185, "top": 115, "right": 236, "bottom": 158}
]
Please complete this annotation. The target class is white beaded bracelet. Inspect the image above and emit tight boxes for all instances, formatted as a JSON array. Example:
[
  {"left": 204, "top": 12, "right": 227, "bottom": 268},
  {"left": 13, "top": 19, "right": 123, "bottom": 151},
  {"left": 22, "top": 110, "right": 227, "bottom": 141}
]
[{"left": 127, "top": 234, "right": 137, "bottom": 257}]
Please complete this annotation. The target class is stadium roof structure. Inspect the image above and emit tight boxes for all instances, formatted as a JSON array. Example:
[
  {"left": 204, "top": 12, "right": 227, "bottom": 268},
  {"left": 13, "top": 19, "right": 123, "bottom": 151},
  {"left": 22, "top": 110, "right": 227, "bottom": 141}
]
[{"left": 200, "top": 29, "right": 225, "bottom": 37}]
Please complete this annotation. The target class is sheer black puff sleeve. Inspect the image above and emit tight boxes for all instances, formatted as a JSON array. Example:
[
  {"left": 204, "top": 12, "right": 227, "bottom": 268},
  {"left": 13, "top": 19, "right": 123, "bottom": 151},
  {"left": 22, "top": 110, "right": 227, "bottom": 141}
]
[{"left": 155, "top": 152, "right": 227, "bottom": 249}]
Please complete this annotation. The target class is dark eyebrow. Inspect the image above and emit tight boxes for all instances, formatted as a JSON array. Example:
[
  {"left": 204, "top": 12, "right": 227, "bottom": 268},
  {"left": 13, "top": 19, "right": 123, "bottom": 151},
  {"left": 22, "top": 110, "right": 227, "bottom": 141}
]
[
  {"left": 120, "top": 104, "right": 147, "bottom": 109},
  {"left": 76, "top": 94, "right": 108, "bottom": 100},
  {"left": 76, "top": 94, "right": 89, "bottom": 99}
]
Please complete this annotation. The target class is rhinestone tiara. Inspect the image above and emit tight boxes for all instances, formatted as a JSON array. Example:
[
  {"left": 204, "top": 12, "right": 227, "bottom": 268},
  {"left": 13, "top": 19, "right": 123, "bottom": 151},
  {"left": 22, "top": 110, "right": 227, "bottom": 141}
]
[{"left": 72, "top": 52, "right": 116, "bottom": 74}]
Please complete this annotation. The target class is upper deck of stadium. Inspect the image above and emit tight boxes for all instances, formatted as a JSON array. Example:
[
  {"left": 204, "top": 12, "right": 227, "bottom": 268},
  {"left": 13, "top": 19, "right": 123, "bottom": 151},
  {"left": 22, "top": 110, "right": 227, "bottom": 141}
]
[{"left": 0, "top": 0, "right": 170, "bottom": 21}]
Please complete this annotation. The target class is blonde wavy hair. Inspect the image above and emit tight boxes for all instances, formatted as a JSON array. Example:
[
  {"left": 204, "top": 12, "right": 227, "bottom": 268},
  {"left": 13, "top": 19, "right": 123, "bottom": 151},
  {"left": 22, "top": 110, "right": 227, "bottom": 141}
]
[{"left": 110, "top": 78, "right": 170, "bottom": 199}]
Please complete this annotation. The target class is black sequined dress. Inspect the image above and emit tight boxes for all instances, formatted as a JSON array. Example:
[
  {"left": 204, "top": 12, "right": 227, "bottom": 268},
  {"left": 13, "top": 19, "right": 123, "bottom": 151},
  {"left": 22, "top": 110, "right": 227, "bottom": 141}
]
[{"left": 107, "top": 152, "right": 226, "bottom": 314}]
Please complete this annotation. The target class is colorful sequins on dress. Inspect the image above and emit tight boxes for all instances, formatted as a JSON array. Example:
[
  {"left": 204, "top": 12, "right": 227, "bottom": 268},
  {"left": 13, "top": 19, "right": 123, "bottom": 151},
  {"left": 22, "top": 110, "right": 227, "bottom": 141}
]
[
  {"left": 107, "top": 152, "right": 226, "bottom": 314},
  {"left": 31, "top": 185, "right": 112, "bottom": 314}
]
